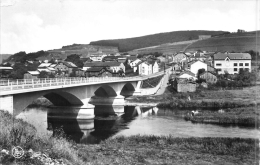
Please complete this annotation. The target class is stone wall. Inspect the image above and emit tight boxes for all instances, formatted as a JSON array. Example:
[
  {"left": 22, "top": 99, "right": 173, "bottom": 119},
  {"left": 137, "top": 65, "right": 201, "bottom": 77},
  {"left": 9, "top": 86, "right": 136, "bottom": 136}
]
[{"left": 177, "top": 83, "right": 196, "bottom": 92}]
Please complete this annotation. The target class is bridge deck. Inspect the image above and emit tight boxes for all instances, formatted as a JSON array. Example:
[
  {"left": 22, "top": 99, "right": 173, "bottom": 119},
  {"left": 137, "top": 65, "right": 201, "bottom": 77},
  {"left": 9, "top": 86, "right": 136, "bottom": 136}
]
[{"left": 0, "top": 71, "right": 165, "bottom": 96}]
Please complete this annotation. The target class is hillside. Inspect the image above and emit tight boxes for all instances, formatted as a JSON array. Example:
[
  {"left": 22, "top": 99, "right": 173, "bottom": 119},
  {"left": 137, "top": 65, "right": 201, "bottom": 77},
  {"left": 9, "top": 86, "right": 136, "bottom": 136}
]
[
  {"left": 90, "top": 30, "right": 228, "bottom": 52},
  {"left": 128, "top": 40, "right": 198, "bottom": 55},
  {"left": 185, "top": 31, "right": 260, "bottom": 52}
]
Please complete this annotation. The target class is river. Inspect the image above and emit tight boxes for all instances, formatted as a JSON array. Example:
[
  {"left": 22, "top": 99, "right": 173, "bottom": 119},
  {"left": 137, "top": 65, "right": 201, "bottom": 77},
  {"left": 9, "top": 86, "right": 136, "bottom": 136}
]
[{"left": 16, "top": 105, "right": 259, "bottom": 144}]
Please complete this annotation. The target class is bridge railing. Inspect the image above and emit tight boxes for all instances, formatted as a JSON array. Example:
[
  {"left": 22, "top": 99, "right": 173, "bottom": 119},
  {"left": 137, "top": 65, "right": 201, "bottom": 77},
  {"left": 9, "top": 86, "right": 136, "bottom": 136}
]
[{"left": 0, "top": 76, "right": 141, "bottom": 91}]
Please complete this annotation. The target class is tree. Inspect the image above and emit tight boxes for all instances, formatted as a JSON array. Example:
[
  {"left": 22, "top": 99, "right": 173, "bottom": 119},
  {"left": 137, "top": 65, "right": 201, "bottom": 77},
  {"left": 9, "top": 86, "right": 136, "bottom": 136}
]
[
  {"left": 197, "top": 68, "right": 206, "bottom": 79},
  {"left": 38, "top": 71, "right": 49, "bottom": 78},
  {"left": 65, "top": 54, "right": 83, "bottom": 68},
  {"left": 9, "top": 63, "right": 27, "bottom": 79}
]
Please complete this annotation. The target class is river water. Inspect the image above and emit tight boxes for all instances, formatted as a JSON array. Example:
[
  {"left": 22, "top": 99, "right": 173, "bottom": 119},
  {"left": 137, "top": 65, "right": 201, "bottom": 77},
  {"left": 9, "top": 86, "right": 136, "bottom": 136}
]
[{"left": 16, "top": 105, "right": 259, "bottom": 144}]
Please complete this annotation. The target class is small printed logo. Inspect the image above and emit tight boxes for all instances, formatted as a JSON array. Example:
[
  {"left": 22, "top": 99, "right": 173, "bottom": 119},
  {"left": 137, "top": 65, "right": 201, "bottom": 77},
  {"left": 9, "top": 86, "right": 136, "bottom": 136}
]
[{"left": 12, "top": 146, "right": 24, "bottom": 159}]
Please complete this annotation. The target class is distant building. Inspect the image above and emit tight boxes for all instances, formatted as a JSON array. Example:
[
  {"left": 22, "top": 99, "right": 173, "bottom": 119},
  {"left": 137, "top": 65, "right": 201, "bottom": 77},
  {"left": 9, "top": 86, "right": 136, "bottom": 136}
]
[
  {"left": 237, "top": 29, "right": 246, "bottom": 33},
  {"left": 213, "top": 53, "right": 251, "bottom": 74}
]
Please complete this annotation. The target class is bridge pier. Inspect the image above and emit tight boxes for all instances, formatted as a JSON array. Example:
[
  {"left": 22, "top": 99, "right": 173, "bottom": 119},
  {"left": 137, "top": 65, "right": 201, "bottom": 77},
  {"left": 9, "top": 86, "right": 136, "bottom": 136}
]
[
  {"left": 48, "top": 104, "right": 95, "bottom": 120},
  {"left": 89, "top": 95, "right": 125, "bottom": 106},
  {"left": 0, "top": 95, "right": 13, "bottom": 114},
  {"left": 94, "top": 105, "right": 125, "bottom": 116}
]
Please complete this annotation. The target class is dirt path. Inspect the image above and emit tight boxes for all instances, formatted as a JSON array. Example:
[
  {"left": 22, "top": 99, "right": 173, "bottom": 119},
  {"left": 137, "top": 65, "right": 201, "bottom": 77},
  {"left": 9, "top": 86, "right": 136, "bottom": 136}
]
[{"left": 154, "top": 69, "right": 171, "bottom": 95}]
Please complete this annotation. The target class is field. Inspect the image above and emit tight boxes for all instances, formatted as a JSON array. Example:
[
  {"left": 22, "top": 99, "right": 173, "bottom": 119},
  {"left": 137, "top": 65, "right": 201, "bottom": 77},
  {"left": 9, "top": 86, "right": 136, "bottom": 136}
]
[{"left": 186, "top": 36, "right": 260, "bottom": 52}]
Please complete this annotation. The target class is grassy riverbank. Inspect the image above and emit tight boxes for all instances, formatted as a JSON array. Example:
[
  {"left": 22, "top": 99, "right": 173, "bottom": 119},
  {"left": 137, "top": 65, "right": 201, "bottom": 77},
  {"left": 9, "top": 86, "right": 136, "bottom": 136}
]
[
  {"left": 1, "top": 110, "right": 259, "bottom": 165},
  {"left": 128, "top": 85, "right": 260, "bottom": 105}
]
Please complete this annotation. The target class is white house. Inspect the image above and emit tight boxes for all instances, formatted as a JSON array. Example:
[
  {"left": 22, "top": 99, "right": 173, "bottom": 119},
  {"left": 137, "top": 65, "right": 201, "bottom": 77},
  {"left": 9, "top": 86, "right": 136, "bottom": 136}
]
[
  {"left": 138, "top": 60, "right": 159, "bottom": 75},
  {"left": 178, "top": 71, "right": 197, "bottom": 80},
  {"left": 213, "top": 53, "right": 251, "bottom": 74},
  {"left": 130, "top": 59, "right": 141, "bottom": 72},
  {"left": 189, "top": 60, "right": 208, "bottom": 76}
]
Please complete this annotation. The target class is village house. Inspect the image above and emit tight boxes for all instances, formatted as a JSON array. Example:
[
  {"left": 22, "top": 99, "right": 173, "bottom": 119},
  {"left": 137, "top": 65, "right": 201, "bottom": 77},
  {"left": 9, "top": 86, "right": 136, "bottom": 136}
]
[
  {"left": 54, "top": 61, "right": 78, "bottom": 75},
  {"left": 130, "top": 58, "right": 142, "bottom": 72},
  {"left": 188, "top": 60, "right": 208, "bottom": 76},
  {"left": 127, "top": 56, "right": 138, "bottom": 65},
  {"left": 0, "top": 66, "right": 13, "bottom": 78},
  {"left": 37, "top": 63, "right": 56, "bottom": 74},
  {"left": 172, "top": 52, "right": 188, "bottom": 63},
  {"left": 178, "top": 70, "right": 197, "bottom": 80},
  {"left": 213, "top": 53, "right": 251, "bottom": 74},
  {"left": 137, "top": 60, "right": 159, "bottom": 75},
  {"left": 199, "top": 71, "right": 218, "bottom": 84},
  {"left": 24, "top": 71, "right": 40, "bottom": 79},
  {"left": 172, "top": 78, "right": 196, "bottom": 93},
  {"left": 189, "top": 50, "right": 206, "bottom": 62}
]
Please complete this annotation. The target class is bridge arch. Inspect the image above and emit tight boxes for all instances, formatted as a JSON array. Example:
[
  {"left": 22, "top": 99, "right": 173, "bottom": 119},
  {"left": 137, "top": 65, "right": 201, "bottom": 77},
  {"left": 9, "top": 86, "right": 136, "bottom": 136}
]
[
  {"left": 44, "top": 91, "right": 83, "bottom": 106},
  {"left": 120, "top": 82, "right": 136, "bottom": 97},
  {"left": 13, "top": 91, "right": 83, "bottom": 115},
  {"left": 94, "top": 85, "right": 117, "bottom": 97}
]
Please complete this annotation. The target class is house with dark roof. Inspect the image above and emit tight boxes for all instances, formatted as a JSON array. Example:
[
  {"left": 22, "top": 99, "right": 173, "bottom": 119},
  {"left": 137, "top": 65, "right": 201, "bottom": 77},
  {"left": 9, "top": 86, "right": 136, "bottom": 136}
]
[
  {"left": 213, "top": 53, "right": 251, "bottom": 74},
  {"left": 84, "top": 67, "right": 119, "bottom": 77}
]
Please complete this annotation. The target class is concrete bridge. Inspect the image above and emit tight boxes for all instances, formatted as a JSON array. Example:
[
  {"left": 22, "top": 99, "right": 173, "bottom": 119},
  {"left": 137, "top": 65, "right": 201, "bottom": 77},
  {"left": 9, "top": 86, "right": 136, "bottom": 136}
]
[{"left": 0, "top": 72, "right": 165, "bottom": 117}]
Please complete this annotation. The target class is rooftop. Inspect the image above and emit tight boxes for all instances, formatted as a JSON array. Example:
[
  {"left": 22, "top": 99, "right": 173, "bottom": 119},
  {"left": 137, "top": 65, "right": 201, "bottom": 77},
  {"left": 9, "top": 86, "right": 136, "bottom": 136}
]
[{"left": 213, "top": 53, "right": 251, "bottom": 60}]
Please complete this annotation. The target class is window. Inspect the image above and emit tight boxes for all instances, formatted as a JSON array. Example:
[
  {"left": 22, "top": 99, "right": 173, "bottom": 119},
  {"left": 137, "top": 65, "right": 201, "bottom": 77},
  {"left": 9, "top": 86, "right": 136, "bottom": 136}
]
[
  {"left": 234, "top": 63, "right": 237, "bottom": 66},
  {"left": 234, "top": 68, "right": 237, "bottom": 71},
  {"left": 245, "top": 68, "right": 249, "bottom": 71},
  {"left": 245, "top": 63, "right": 249, "bottom": 66},
  {"left": 217, "top": 69, "right": 222, "bottom": 72},
  {"left": 239, "top": 63, "right": 243, "bottom": 66},
  {"left": 216, "top": 63, "right": 221, "bottom": 66}
]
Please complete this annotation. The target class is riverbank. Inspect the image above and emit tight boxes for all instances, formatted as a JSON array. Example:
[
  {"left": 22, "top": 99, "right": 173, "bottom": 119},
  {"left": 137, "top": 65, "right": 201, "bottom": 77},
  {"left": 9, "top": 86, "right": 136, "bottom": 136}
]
[
  {"left": 0, "top": 110, "right": 259, "bottom": 165},
  {"left": 126, "top": 85, "right": 260, "bottom": 127}
]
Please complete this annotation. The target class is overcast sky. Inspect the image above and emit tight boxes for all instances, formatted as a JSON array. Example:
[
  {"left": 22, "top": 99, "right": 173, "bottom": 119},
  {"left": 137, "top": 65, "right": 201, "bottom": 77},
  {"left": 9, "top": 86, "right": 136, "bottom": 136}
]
[{"left": 0, "top": 0, "right": 259, "bottom": 54}]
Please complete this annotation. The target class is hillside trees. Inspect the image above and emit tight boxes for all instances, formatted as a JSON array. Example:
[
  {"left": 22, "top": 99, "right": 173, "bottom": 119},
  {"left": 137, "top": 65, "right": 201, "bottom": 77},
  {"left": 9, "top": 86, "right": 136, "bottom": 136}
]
[
  {"left": 65, "top": 54, "right": 83, "bottom": 68},
  {"left": 9, "top": 63, "right": 28, "bottom": 79}
]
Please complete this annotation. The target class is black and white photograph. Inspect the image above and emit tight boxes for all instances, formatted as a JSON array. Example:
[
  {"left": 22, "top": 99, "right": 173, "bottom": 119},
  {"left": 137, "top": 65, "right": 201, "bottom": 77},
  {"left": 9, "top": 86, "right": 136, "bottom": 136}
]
[{"left": 0, "top": 0, "right": 259, "bottom": 164}]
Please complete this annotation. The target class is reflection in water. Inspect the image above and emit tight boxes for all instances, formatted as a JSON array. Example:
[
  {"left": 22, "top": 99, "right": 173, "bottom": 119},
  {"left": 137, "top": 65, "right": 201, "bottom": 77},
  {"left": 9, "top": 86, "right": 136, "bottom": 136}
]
[{"left": 17, "top": 105, "right": 260, "bottom": 145}]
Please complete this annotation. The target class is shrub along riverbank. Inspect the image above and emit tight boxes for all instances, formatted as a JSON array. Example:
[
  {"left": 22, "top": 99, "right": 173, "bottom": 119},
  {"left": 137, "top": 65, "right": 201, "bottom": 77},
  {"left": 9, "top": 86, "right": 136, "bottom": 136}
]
[
  {"left": 0, "top": 110, "right": 259, "bottom": 165},
  {"left": 184, "top": 107, "right": 260, "bottom": 127}
]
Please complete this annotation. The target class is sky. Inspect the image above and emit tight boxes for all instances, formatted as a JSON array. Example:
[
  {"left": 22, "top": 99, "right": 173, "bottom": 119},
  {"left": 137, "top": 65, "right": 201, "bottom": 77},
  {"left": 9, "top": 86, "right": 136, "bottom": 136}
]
[{"left": 0, "top": 0, "right": 259, "bottom": 54}]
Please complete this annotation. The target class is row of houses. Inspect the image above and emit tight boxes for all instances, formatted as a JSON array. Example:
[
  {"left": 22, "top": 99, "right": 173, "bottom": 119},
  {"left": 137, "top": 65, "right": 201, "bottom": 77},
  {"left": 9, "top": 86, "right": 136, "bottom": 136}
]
[
  {"left": 169, "top": 51, "right": 252, "bottom": 92},
  {"left": 171, "top": 51, "right": 252, "bottom": 75}
]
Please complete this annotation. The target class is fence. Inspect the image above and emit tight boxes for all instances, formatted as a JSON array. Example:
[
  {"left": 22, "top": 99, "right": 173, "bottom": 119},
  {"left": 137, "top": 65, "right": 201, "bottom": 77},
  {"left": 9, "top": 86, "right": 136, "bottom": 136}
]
[{"left": 0, "top": 76, "right": 140, "bottom": 92}]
